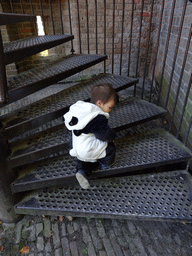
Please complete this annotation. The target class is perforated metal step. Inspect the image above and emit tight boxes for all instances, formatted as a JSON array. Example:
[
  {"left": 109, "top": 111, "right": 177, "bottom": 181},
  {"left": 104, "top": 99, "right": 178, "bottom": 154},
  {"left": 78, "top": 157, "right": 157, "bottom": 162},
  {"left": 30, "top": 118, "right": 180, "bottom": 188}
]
[
  {"left": 0, "top": 12, "right": 36, "bottom": 26},
  {"left": 7, "top": 98, "right": 166, "bottom": 169},
  {"left": 3, "top": 35, "right": 74, "bottom": 65},
  {"left": 1, "top": 73, "right": 138, "bottom": 140},
  {"left": 11, "top": 128, "right": 192, "bottom": 193},
  {"left": 1, "top": 54, "right": 107, "bottom": 106},
  {"left": 14, "top": 170, "right": 192, "bottom": 222}
]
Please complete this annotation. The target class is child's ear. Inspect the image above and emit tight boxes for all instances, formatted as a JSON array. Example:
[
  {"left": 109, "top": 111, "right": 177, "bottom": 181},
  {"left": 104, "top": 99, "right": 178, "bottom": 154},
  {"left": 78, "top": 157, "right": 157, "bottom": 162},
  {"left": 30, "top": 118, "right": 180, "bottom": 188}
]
[{"left": 96, "top": 100, "right": 103, "bottom": 107}]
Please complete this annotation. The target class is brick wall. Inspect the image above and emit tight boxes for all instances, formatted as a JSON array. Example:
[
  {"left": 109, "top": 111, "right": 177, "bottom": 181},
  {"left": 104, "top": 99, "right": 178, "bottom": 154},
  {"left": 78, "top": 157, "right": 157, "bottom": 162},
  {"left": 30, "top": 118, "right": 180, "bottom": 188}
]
[
  {"left": 0, "top": 3, "right": 18, "bottom": 76},
  {"left": 0, "top": 0, "right": 191, "bottom": 148},
  {"left": 1, "top": 0, "right": 161, "bottom": 78},
  {"left": 0, "top": 0, "right": 69, "bottom": 75},
  {"left": 60, "top": 0, "right": 161, "bottom": 78},
  {"left": 155, "top": 0, "right": 192, "bottom": 149}
]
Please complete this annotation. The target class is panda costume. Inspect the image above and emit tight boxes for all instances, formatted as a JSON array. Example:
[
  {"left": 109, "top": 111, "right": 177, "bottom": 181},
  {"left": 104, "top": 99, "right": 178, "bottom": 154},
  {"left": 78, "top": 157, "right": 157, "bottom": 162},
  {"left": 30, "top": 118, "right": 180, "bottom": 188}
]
[{"left": 64, "top": 100, "right": 116, "bottom": 177}]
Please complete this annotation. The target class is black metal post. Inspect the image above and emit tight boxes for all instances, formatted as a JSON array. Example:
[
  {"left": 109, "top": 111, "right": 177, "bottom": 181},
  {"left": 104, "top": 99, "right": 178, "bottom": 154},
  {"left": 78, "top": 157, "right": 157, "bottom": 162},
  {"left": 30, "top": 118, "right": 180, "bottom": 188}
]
[
  {"left": 68, "top": 0, "right": 74, "bottom": 53},
  {"left": 9, "top": 0, "right": 14, "bottom": 13},
  {"left": 119, "top": 0, "right": 125, "bottom": 76},
  {"left": 0, "top": 31, "right": 8, "bottom": 104},
  {"left": 20, "top": 0, "right": 24, "bottom": 13},
  {"left": 127, "top": 0, "right": 134, "bottom": 77},
  {"left": 135, "top": 0, "right": 144, "bottom": 96},
  {"left": 157, "top": 0, "right": 177, "bottom": 105},
  {"left": 39, "top": 0, "right": 45, "bottom": 34},
  {"left": 104, "top": 0, "right": 106, "bottom": 72},
  {"left": 149, "top": 0, "right": 165, "bottom": 102},
  {"left": 0, "top": 133, "right": 22, "bottom": 223},
  {"left": 29, "top": 0, "right": 37, "bottom": 35},
  {"left": 165, "top": 0, "right": 188, "bottom": 108},
  {"left": 112, "top": 0, "right": 115, "bottom": 74},
  {"left": 169, "top": 24, "right": 192, "bottom": 132},
  {"left": 85, "top": 0, "right": 90, "bottom": 54},
  {"left": 76, "top": 0, "right": 81, "bottom": 53},
  {"left": 184, "top": 115, "right": 192, "bottom": 146},
  {"left": 176, "top": 73, "right": 192, "bottom": 138},
  {"left": 95, "top": 0, "right": 98, "bottom": 54},
  {"left": 141, "top": 0, "right": 154, "bottom": 99},
  {"left": 30, "top": 0, "right": 34, "bottom": 14},
  {"left": 49, "top": 0, "right": 55, "bottom": 34},
  {"left": 58, "top": 0, "right": 64, "bottom": 34}
]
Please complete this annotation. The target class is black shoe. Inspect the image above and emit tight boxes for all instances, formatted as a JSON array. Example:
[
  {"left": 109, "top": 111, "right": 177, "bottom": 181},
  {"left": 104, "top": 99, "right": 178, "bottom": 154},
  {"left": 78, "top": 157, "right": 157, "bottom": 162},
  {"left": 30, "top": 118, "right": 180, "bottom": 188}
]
[
  {"left": 76, "top": 170, "right": 90, "bottom": 189},
  {"left": 100, "top": 160, "right": 116, "bottom": 170},
  {"left": 100, "top": 163, "right": 109, "bottom": 170}
]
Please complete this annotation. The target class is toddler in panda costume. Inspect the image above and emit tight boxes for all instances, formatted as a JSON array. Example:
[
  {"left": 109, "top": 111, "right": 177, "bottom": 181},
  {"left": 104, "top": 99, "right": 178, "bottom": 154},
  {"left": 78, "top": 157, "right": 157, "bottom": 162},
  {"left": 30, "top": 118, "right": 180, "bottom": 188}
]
[{"left": 64, "top": 83, "right": 118, "bottom": 189}]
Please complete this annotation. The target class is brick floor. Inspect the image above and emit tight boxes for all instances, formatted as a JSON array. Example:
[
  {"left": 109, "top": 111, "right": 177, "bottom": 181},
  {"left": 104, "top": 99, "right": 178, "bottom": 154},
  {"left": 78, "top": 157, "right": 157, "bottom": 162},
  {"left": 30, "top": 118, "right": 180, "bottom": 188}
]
[{"left": 1, "top": 215, "right": 192, "bottom": 255}]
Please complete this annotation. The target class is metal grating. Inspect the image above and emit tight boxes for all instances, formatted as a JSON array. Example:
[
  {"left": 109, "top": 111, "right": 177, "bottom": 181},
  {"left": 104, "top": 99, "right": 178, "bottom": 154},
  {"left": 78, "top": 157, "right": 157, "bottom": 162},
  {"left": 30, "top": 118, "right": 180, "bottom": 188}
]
[
  {"left": 7, "top": 124, "right": 71, "bottom": 169},
  {"left": 2, "top": 74, "right": 138, "bottom": 140},
  {"left": 8, "top": 98, "right": 166, "bottom": 168},
  {"left": 11, "top": 128, "right": 192, "bottom": 193},
  {"left": 0, "top": 13, "right": 36, "bottom": 26},
  {"left": 4, "top": 35, "right": 73, "bottom": 53},
  {"left": 109, "top": 98, "right": 166, "bottom": 132},
  {"left": 7, "top": 54, "right": 106, "bottom": 89},
  {"left": 14, "top": 170, "right": 192, "bottom": 222},
  {"left": 4, "top": 35, "right": 74, "bottom": 65},
  {"left": 1, "top": 73, "right": 138, "bottom": 128},
  {"left": 3, "top": 54, "right": 107, "bottom": 105}
]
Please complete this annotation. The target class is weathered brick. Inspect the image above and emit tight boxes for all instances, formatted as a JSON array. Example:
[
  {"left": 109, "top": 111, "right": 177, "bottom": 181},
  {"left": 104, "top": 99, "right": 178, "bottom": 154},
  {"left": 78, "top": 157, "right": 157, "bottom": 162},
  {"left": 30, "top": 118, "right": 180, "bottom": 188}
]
[
  {"left": 81, "top": 221, "right": 92, "bottom": 244},
  {"left": 61, "top": 222, "right": 67, "bottom": 237},
  {"left": 102, "top": 238, "right": 116, "bottom": 256},
  {"left": 37, "top": 237, "right": 44, "bottom": 251},
  {"left": 55, "top": 247, "right": 63, "bottom": 256},
  {"left": 69, "top": 241, "right": 78, "bottom": 256},
  {"left": 109, "top": 230, "right": 124, "bottom": 256},
  {"left": 61, "top": 237, "right": 70, "bottom": 256},
  {"left": 67, "top": 223, "right": 74, "bottom": 235},
  {"left": 52, "top": 222, "right": 61, "bottom": 248},
  {"left": 14, "top": 222, "right": 22, "bottom": 244},
  {"left": 44, "top": 219, "right": 51, "bottom": 238},
  {"left": 95, "top": 220, "right": 106, "bottom": 239},
  {"left": 88, "top": 242, "right": 97, "bottom": 256},
  {"left": 88, "top": 219, "right": 103, "bottom": 250},
  {"left": 36, "top": 223, "right": 43, "bottom": 237}
]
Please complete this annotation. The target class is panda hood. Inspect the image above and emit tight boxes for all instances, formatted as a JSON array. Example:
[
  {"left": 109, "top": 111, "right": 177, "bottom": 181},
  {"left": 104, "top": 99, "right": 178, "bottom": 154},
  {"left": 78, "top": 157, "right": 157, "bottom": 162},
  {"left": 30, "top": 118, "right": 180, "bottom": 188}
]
[{"left": 64, "top": 100, "right": 109, "bottom": 131}]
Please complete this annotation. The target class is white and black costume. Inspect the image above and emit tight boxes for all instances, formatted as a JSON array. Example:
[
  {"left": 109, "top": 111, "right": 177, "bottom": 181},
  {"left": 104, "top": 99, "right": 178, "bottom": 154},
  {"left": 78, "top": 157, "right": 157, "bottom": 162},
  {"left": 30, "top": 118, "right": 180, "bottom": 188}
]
[{"left": 64, "top": 100, "right": 116, "bottom": 176}]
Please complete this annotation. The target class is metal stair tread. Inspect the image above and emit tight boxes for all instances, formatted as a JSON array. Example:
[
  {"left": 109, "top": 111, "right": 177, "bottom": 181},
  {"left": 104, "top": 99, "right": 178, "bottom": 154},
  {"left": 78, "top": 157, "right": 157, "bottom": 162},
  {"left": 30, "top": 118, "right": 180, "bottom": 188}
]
[
  {"left": 11, "top": 127, "right": 192, "bottom": 193},
  {"left": 0, "top": 12, "right": 36, "bottom": 26},
  {"left": 2, "top": 54, "right": 107, "bottom": 106},
  {"left": 7, "top": 98, "right": 167, "bottom": 168},
  {"left": 1, "top": 73, "right": 138, "bottom": 125},
  {"left": 1, "top": 73, "right": 139, "bottom": 139},
  {"left": 3, "top": 35, "right": 74, "bottom": 65},
  {"left": 14, "top": 169, "right": 192, "bottom": 222}
]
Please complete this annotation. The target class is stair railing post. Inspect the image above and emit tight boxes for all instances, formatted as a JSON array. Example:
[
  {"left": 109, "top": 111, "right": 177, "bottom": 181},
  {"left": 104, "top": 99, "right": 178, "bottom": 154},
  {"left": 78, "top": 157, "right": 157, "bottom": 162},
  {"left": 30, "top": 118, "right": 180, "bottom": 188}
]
[
  {"left": 0, "top": 30, "right": 8, "bottom": 104},
  {"left": 0, "top": 133, "right": 22, "bottom": 223}
]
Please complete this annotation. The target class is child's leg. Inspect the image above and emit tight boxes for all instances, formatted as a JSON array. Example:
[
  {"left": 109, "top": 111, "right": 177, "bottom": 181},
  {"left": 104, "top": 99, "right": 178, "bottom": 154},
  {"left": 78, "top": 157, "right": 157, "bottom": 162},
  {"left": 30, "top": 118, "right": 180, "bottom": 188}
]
[
  {"left": 98, "top": 142, "right": 116, "bottom": 169},
  {"left": 76, "top": 160, "right": 98, "bottom": 177},
  {"left": 76, "top": 160, "right": 98, "bottom": 189}
]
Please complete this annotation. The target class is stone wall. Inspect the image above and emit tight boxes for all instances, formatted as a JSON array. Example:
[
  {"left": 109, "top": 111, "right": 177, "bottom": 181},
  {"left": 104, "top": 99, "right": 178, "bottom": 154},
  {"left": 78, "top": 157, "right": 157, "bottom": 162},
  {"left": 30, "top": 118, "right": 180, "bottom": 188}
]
[{"left": 155, "top": 0, "right": 192, "bottom": 149}]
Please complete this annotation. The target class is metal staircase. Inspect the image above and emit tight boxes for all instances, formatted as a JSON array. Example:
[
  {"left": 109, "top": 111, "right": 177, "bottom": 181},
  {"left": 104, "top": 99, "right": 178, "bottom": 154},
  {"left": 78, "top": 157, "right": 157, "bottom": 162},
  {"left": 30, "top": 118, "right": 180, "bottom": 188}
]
[{"left": 0, "top": 12, "right": 192, "bottom": 222}]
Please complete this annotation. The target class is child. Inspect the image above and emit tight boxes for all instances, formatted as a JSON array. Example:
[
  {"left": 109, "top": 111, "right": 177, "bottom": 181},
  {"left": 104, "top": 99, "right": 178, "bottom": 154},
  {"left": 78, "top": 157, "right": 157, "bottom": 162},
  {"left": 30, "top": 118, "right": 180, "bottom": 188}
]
[{"left": 64, "top": 83, "right": 118, "bottom": 189}]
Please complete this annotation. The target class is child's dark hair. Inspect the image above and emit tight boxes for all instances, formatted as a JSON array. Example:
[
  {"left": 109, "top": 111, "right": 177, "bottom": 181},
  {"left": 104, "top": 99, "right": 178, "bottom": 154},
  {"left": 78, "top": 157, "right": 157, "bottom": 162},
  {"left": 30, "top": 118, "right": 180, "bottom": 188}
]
[{"left": 91, "top": 83, "right": 118, "bottom": 104}]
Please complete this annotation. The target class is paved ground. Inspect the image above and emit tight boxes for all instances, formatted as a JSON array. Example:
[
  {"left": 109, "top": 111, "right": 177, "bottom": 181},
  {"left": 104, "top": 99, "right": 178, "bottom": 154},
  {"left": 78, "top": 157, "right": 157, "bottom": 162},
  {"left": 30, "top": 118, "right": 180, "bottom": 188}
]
[
  {"left": 0, "top": 215, "right": 192, "bottom": 256},
  {"left": 0, "top": 79, "right": 192, "bottom": 255}
]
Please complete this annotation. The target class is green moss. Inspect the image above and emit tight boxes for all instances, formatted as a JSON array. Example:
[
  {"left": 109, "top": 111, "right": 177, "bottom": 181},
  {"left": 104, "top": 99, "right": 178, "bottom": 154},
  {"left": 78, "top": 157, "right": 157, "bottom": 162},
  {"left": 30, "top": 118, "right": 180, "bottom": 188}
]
[{"left": 83, "top": 247, "right": 88, "bottom": 255}]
